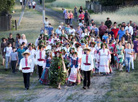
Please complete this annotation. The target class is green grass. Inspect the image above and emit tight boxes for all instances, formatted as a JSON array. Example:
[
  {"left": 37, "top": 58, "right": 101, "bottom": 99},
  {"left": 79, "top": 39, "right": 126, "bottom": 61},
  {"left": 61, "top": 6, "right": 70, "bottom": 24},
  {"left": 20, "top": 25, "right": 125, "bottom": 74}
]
[
  {"left": 45, "top": 0, "right": 85, "bottom": 9},
  {"left": 102, "top": 60, "right": 138, "bottom": 102},
  {"left": 91, "top": 6, "right": 138, "bottom": 25}
]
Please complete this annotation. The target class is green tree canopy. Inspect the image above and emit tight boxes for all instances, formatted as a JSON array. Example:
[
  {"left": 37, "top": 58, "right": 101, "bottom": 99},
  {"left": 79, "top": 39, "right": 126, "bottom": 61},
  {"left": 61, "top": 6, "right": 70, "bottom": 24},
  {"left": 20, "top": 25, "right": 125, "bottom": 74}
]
[
  {"left": 99, "top": 0, "right": 123, "bottom": 6},
  {"left": 0, "top": 0, "right": 15, "bottom": 16}
]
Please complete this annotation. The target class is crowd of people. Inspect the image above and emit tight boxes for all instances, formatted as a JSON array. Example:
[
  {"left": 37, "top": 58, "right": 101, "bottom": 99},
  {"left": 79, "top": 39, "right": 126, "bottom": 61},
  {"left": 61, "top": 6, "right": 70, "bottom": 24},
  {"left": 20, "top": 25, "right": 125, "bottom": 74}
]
[{"left": 1, "top": 6, "right": 138, "bottom": 90}]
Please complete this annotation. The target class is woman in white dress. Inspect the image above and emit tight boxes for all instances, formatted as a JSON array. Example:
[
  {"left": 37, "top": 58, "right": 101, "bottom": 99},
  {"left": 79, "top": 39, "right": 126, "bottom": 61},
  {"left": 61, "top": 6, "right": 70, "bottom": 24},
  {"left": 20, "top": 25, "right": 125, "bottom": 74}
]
[{"left": 98, "top": 43, "right": 111, "bottom": 75}]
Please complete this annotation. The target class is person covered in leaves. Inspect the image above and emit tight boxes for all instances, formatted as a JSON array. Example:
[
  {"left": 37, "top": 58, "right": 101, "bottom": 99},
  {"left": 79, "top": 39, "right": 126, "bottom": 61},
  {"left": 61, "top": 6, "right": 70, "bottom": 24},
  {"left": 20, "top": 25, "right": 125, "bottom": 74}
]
[{"left": 49, "top": 51, "right": 67, "bottom": 89}]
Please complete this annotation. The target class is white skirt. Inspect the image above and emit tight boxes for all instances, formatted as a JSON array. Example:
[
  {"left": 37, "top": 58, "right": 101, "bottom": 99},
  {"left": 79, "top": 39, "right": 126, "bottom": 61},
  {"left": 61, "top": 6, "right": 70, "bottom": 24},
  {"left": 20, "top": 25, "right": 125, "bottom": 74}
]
[
  {"left": 99, "top": 56, "right": 110, "bottom": 73},
  {"left": 68, "top": 66, "right": 77, "bottom": 82}
]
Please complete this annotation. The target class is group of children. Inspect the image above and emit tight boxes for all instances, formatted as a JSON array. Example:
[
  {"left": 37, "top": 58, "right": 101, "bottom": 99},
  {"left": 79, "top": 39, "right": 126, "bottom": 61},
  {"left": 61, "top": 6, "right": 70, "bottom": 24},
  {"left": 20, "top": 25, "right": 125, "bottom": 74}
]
[{"left": 1, "top": 17, "right": 138, "bottom": 90}]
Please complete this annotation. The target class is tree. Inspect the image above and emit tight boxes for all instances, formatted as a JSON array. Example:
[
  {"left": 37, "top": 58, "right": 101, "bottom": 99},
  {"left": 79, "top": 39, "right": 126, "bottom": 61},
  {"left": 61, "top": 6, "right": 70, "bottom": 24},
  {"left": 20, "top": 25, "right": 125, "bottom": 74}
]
[
  {"left": 0, "top": 0, "right": 15, "bottom": 16},
  {"left": 99, "top": 0, "right": 123, "bottom": 6}
]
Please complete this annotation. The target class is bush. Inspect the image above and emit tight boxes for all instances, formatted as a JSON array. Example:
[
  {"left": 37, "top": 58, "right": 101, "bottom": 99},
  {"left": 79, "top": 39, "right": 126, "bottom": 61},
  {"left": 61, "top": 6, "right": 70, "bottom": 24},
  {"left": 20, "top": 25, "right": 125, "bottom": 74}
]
[{"left": 0, "top": 0, "right": 15, "bottom": 16}]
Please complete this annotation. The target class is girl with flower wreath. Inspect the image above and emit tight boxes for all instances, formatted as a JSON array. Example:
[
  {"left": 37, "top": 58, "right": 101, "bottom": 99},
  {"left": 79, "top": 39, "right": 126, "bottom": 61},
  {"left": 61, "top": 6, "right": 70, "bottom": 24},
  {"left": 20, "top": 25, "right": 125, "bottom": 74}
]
[
  {"left": 49, "top": 51, "right": 67, "bottom": 89},
  {"left": 68, "top": 52, "right": 79, "bottom": 85},
  {"left": 39, "top": 50, "right": 52, "bottom": 85}
]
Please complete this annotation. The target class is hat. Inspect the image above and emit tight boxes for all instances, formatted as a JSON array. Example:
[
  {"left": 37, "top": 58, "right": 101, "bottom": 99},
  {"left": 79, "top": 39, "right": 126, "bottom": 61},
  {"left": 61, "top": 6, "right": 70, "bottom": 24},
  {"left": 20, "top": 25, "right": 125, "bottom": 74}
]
[
  {"left": 59, "top": 26, "right": 62, "bottom": 28},
  {"left": 22, "top": 51, "right": 30, "bottom": 56},
  {"left": 83, "top": 47, "right": 91, "bottom": 51}
]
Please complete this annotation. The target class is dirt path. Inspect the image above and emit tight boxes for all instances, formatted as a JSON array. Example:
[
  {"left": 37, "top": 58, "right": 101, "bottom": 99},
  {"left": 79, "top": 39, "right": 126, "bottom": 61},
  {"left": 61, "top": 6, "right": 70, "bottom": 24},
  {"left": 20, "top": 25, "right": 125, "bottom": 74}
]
[
  {"left": 30, "top": 74, "right": 112, "bottom": 102},
  {"left": 35, "top": 5, "right": 64, "bottom": 24}
]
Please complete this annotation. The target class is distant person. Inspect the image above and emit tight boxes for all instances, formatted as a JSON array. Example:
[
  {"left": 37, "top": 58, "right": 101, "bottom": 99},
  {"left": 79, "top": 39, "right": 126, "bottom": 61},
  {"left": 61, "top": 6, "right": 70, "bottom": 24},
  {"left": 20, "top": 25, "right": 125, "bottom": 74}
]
[
  {"left": 28, "top": 1, "right": 32, "bottom": 9},
  {"left": 20, "top": 0, "right": 23, "bottom": 5},
  {"left": 105, "top": 17, "right": 112, "bottom": 28},
  {"left": 111, "top": 22, "right": 119, "bottom": 39},
  {"left": 10, "top": 47, "right": 18, "bottom": 74},
  {"left": 64, "top": 10, "right": 69, "bottom": 24},
  {"left": 32, "top": 1, "right": 36, "bottom": 9},
  {"left": 74, "top": 6, "right": 78, "bottom": 19},
  {"left": 79, "top": 6, "right": 83, "bottom": 14},
  {"left": 4, "top": 43, "right": 12, "bottom": 71},
  {"left": 118, "top": 26, "right": 126, "bottom": 41},
  {"left": 79, "top": 12, "right": 84, "bottom": 22},
  {"left": 99, "top": 22, "right": 108, "bottom": 39},
  {"left": 62, "top": 8, "right": 66, "bottom": 19},
  {"left": 1, "top": 38, "right": 7, "bottom": 66},
  {"left": 17, "top": 44, "right": 25, "bottom": 64},
  {"left": 44, "top": 17, "right": 49, "bottom": 30},
  {"left": 69, "top": 11, "right": 74, "bottom": 25},
  {"left": 19, "top": 34, "right": 27, "bottom": 46},
  {"left": 47, "top": 23, "right": 54, "bottom": 37},
  {"left": 90, "top": 19, "right": 95, "bottom": 26},
  {"left": 84, "top": 10, "right": 90, "bottom": 26},
  {"left": 125, "top": 23, "right": 133, "bottom": 36},
  {"left": 8, "top": 33, "right": 15, "bottom": 47}
]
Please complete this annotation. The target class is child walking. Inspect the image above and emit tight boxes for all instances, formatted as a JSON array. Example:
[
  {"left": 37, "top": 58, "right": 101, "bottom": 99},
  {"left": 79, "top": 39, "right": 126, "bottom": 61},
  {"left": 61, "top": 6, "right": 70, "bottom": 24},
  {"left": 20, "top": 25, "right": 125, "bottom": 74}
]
[
  {"left": 4, "top": 43, "right": 12, "bottom": 71},
  {"left": 10, "top": 47, "right": 18, "bottom": 73}
]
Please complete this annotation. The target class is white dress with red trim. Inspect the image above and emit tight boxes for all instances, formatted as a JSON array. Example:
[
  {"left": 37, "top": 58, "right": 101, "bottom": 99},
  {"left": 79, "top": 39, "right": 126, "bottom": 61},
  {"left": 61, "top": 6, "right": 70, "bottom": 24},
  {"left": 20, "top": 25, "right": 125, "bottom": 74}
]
[{"left": 98, "top": 49, "right": 111, "bottom": 73}]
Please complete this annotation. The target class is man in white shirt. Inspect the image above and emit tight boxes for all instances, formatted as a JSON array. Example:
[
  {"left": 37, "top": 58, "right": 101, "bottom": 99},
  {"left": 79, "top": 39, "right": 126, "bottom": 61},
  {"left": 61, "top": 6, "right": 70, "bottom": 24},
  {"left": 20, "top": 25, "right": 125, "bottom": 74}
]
[
  {"left": 81, "top": 47, "right": 93, "bottom": 89},
  {"left": 19, "top": 51, "right": 34, "bottom": 90},
  {"left": 125, "top": 23, "right": 133, "bottom": 35}
]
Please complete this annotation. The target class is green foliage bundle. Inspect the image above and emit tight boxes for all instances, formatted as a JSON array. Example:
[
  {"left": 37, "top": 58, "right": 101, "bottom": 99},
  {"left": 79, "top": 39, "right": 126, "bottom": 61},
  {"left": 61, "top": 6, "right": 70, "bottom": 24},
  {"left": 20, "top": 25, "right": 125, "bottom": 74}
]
[
  {"left": 0, "top": 0, "right": 15, "bottom": 16},
  {"left": 49, "top": 57, "right": 67, "bottom": 87}
]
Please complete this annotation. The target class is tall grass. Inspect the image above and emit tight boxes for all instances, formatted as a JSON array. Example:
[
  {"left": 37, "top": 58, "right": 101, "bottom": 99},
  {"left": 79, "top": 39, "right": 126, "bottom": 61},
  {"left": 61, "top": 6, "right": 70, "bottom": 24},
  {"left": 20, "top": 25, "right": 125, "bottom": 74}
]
[
  {"left": 50, "top": 0, "right": 85, "bottom": 8},
  {"left": 91, "top": 6, "right": 138, "bottom": 24}
]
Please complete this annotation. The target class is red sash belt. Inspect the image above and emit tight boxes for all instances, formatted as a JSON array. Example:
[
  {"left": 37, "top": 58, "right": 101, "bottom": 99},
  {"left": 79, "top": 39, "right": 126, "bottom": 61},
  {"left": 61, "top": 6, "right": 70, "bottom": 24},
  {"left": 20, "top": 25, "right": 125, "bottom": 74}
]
[
  {"left": 38, "top": 59, "right": 45, "bottom": 61},
  {"left": 23, "top": 67, "right": 30, "bottom": 70},
  {"left": 84, "top": 63, "right": 91, "bottom": 65}
]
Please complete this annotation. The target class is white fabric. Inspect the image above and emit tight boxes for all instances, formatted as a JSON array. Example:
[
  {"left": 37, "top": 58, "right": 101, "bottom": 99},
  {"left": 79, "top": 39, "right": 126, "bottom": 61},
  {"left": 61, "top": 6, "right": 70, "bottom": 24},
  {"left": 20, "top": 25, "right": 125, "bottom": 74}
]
[
  {"left": 68, "top": 66, "right": 77, "bottom": 82},
  {"left": 98, "top": 49, "right": 110, "bottom": 73},
  {"left": 81, "top": 54, "right": 93, "bottom": 71},
  {"left": 4, "top": 47, "right": 12, "bottom": 56},
  {"left": 19, "top": 58, "right": 34, "bottom": 73},
  {"left": 125, "top": 26, "right": 133, "bottom": 35},
  {"left": 26, "top": 49, "right": 36, "bottom": 59},
  {"left": 35, "top": 50, "right": 46, "bottom": 68},
  {"left": 19, "top": 39, "right": 27, "bottom": 45}
]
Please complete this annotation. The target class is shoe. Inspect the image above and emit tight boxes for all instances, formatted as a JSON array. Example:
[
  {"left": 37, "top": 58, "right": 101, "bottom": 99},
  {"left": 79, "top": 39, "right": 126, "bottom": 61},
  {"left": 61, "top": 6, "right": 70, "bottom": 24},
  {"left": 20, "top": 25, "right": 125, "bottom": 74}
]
[
  {"left": 83, "top": 87, "right": 86, "bottom": 89},
  {"left": 87, "top": 86, "right": 90, "bottom": 89},
  {"left": 26, "top": 88, "right": 29, "bottom": 90}
]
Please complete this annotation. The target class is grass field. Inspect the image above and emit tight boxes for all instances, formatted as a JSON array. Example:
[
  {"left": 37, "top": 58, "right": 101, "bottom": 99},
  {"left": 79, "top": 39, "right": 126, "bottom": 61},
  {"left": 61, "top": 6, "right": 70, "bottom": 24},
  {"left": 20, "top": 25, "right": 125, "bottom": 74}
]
[
  {"left": 102, "top": 61, "right": 138, "bottom": 102},
  {"left": 45, "top": 0, "right": 85, "bottom": 9},
  {"left": 91, "top": 6, "right": 138, "bottom": 25}
]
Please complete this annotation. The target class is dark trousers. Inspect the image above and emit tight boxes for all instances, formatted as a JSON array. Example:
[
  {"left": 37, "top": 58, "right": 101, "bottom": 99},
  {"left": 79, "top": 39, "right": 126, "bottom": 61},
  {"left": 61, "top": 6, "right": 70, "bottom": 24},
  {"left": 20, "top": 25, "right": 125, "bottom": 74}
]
[
  {"left": 38, "top": 65, "right": 43, "bottom": 79},
  {"left": 23, "top": 73, "right": 30, "bottom": 89},
  {"left": 111, "top": 54, "right": 114, "bottom": 65},
  {"left": 83, "top": 71, "right": 91, "bottom": 87},
  {"left": 11, "top": 61, "right": 17, "bottom": 73}
]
